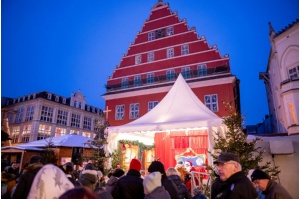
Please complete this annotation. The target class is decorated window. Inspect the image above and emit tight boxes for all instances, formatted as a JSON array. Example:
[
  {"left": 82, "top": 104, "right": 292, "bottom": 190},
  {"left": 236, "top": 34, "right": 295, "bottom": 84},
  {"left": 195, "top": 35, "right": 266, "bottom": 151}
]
[
  {"left": 204, "top": 94, "right": 218, "bottom": 112},
  {"left": 121, "top": 78, "right": 129, "bottom": 89},
  {"left": 25, "top": 106, "right": 35, "bottom": 122},
  {"left": 116, "top": 105, "right": 125, "bottom": 120},
  {"left": 148, "top": 101, "right": 158, "bottom": 112},
  {"left": 181, "top": 67, "right": 191, "bottom": 79},
  {"left": 197, "top": 64, "right": 207, "bottom": 76},
  {"left": 166, "top": 69, "right": 175, "bottom": 81},
  {"left": 147, "top": 73, "right": 154, "bottom": 84},
  {"left": 55, "top": 127, "right": 66, "bottom": 136},
  {"left": 57, "top": 110, "right": 68, "bottom": 125},
  {"left": 181, "top": 44, "right": 189, "bottom": 55},
  {"left": 129, "top": 103, "right": 139, "bottom": 119},
  {"left": 38, "top": 124, "right": 51, "bottom": 140}
]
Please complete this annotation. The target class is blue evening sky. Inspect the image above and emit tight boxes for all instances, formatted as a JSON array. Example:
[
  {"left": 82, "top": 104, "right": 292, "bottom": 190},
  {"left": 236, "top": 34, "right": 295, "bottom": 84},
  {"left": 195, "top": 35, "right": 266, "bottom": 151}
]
[{"left": 1, "top": 0, "right": 299, "bottom": 126}]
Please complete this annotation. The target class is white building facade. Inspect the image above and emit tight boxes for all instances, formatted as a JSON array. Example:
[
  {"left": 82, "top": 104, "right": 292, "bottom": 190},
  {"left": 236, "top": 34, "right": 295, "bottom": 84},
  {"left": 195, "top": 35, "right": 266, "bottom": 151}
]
[
  {"left": 260, "top": 20, "right": 299, "bottom": 135},
  {"left": 1, "top": 90, "right": 104, "bottom": 145}
]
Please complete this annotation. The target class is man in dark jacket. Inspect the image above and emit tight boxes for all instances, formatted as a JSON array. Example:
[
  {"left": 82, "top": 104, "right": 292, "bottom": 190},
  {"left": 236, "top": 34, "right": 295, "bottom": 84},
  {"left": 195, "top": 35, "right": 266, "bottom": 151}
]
[
  {"left": 11, "top": 155, "right": 43, "bottom": 199},
  {"left": 111, "top": 158, "right": 144, "bottom": 199},
  {"left": 251, "top": 168, "right": 292, "bottom": 199},
  {"left": 211, "top": 152, "right": 258, "bottom": 199},
  {"left": 148, "top": 161, "right": 180, "bottom": 199}
]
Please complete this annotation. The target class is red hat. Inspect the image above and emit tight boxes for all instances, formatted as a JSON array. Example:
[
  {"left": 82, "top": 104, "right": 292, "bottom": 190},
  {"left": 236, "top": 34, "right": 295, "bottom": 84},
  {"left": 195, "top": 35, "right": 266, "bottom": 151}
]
[{"left": 129, "top": 158, "right": 142, "bottom": 171}]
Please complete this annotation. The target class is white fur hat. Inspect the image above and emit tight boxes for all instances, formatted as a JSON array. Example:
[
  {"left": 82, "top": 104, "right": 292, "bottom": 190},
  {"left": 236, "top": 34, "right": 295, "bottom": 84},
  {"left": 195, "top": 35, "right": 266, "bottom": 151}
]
[
  {"left": 143, "top": 171, "right": 162, "bottom": 194},
  {"left": 27, "top": 164, "right": 74, "bottom": 199}
]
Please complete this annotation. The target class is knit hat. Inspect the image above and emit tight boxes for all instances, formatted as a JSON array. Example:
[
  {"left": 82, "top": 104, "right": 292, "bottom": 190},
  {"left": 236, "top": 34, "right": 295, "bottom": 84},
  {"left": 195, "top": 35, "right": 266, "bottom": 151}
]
[
  {"left": 213, "top": 152, "right": 240, "bottom": 164},
  {"left": 193, "top": 185, "right": 204, "bottom": 196},
  {"left": 112, "top": 168, "right": 125, "bottom": 178},
  {"left": 27, "top": 164, "right": 74, "bottom": 199},
  {"left": 251, "top": 169, "right": 270, "bottom": 182},
  {"left": 78, "top": 170, "right": 98, "bottom": 186},
  {"left": 129, "top": 158, "right": 142, "bottom": 171},
  {"left": 148, "top": 161, "right": 165, "bottom": 174},
  {"left": 84, "top": 163, "right": 94, "bottom": 170},
  {"left": 143, "top": 171, "right": 162, "bottom": 194}
]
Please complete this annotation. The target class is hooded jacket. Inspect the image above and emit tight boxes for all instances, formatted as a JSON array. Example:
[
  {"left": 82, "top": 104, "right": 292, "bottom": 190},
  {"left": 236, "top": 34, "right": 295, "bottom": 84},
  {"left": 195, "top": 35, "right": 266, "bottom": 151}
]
[{"left": 262, "top": 180, "right": 292, "bottom": 199}]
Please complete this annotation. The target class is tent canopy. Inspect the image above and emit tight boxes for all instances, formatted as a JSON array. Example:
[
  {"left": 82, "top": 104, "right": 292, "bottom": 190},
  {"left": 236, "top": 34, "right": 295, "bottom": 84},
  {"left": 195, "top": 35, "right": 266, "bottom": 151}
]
[
  {"left": 17, "top": 134, "right": 94, "bottom": 148},
  {"left": 107, "top": 74, "right": 224, "bottom": 153}
]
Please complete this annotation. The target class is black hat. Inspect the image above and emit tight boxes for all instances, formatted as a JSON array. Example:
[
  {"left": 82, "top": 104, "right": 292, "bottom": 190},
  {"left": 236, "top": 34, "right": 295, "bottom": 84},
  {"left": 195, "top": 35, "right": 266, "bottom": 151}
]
[
  {"left": 148, "top": 161, "right": 165, "bottom": 174},
  {"left": 29, "top": 155, "right": 42, "bottom": 164},
  {"left": 112, "top": 168, "right": 125, "bottom": 178},
  {"left": 251, "top": 169, "right": 270, "bottom": 182},
  {"left": 213, "top": 152, "right": 240, "bottom": 164}
]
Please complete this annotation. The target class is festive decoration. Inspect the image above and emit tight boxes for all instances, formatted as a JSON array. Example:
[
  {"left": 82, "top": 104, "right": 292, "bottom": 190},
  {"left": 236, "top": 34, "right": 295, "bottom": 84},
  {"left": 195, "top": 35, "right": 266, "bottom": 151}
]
[{"left": 119, "top": 140, "right": 155, "bottom": 161}]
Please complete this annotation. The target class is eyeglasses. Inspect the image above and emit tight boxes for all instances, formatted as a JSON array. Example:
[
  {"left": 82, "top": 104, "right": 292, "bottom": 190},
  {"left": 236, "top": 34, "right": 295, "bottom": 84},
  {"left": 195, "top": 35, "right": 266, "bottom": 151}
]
[{"left": 214, "top": 161, "right": 236, "bottom": 168}]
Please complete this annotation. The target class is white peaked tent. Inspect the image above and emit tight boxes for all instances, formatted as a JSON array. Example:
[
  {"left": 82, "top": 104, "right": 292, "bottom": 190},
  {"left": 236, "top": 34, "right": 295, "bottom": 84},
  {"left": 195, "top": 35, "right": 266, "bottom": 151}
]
[{"left": 106, "top": 74, "right": 226, "bottom": 165}]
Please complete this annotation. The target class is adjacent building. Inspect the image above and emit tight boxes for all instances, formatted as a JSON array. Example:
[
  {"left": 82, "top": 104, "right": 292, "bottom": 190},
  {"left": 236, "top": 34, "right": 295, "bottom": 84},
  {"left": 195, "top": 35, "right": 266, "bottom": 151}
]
[
  {"left": 259, "top": 19, "right": 299, "bottom": 135},
  {"left": 1, "top": 90, "right": 104, "bottom": 145},
  {"left": 103, "top": 1, "right": 240, "bottom": 126}
]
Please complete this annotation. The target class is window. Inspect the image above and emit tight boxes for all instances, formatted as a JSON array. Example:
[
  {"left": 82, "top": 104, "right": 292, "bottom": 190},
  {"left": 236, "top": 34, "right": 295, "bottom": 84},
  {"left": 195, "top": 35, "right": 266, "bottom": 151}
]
[
  {"left": 288, "top": 65, "right": 299, "bottom": 80},
  {"left": 57, "top": 110, "right": 68, "bottom": 125},
  {"left": 148, "top": 101, "right": 158, "bottom": 111},
  {"left": 135, "top": 54, "right": 141, "bottom": 65},
  {"left": 25, "top": 106, "right": 34, "bottom": 122},
  {"left": 134, "top": 75, "right": 141, "bottom": 87},
  {"left": 38, "top": 124, "right": 51, "bottom": 140},
  {"left": 204, "top": 94, "right": 218, "bottom": 112},
  {"left": 70, "top": 129, "right": 79, "bottom": 135},
  {"left": 83, "top": 117, "right": 92, "bottom": 130},
  {"left": 130, "top": 103, "right": 139, "bottom": 119},
  {"left": 15, "top": 108, "right": 24, "bottom": 123},
  {"left": 12, "top": 126, "right": 20, "bottom": 143},
  {"left": 198, "top": 64, "right": 207, "bottom": 76},
  {"left": 147, "top": 73, "right": 154, "bottom": 84},
  {"left": 181, "top": 67, "right": 191, "bottom": 79},
  {"left": 47, "top": 93, "right": 52, "bottom": 100},
  {"left": 79, "top": 102, "right": 82, "bottom": 109},
  {"left": 156, "top": 29, "right": 165, "bottom": 39},
  {"left": 83, "top": 132, "right": 91, "bottom": 138},
  {"left": 181, "top": 44, "right": 189, "bottom": 55},
  {"left": 62, "top": 98, "right": 66, "bottom": 104},
  {"left": 167, "top": 48, "right": 174, "bottom": 58},
  {"left": 22, "top": 125, "right": 31, "bottom": 143},
  {"left": 74, "top": 101, "right": 77, "bottom": 108},
  {"left": 55, "top": 127, "right": 66, "bottom": 136},
  {"left": 40, "top": 106, "right": 53, "bottom": 122},
  {"left": 148, "top": 52, "right": 154, "bottom": 62},
  {"left": 148, "top": 32, "right": 155, "bottom": 41},
  {"left": 71, "top": 113, "right": 81, "bottom": 128},
  {"left": 55, "top": 96, "right": 59, "bottom": 102},
  {"left": 8, "top": 113, "right": 14, "bottom": 124},
  {"left": 166, "top": 27, "right": 174, "bottom": 36},
  {"left": 166, "top": 69, "right": 175, "bottom": 81},
  {"left": 121, "top": 78, "right": 129, "bottom": 89},
  {"left": 115, "top": 105, "right": 125, "bottom": 120}
]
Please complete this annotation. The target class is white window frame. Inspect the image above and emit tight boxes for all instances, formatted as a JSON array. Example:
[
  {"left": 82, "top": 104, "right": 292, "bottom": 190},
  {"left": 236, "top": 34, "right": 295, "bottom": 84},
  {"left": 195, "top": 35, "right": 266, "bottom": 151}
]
[
  {"left": 12, "top": 126, "right": 20, "bottom": 143},
  {"left": 57, "top": 110, "right": 68, "bottom": 125},
  {"left": 166, "top": 69, "right": 175, "bottom": 81},
  {"left": 15, "top": 108, "right": 24, "bottom": 123},
  {"left": 148, "top": 101, "right": 158, "bottom": 112},
  {"left": 288, "top": 65, "right": 299, "bottom": 80},
  {"left": 71, "top": 113, "right": 81, "bottom": 128},
  {"left": 37, "top": 124, "right": 51, "bottom": 140},
  {"left": 181, "top": 67, "right": 191, "bottom": 79},
  {"left": 129, "top": 103, "right": 139, "bottom": 119},
  {"left": 148, "top": 32, "right": 155, "bottom": 41},
  {"left": 83, "top": 117, "right": 92, "bottom": 130},
  {"left": 197, "top": 64, "right": 207, "bottom": 76},
  {"left": 167, "top": 27, "right": 174, "bottom": 36},
  {"left": 121, "top": 78, "right": 129, "bottom": 89},
  {"left": 181, "top": 44, "right": 189, "bottom": 55},
  {"left": 40, "top": 106, "right": 53, "bottom": 122},
  {"left": 135, "top": 54, "right": 142, "bottom": 65},
  {"left": 55, "top": 127, "right": 66, "bottom": 136},
  {"left": 116, "top": 105, "right": 125, "bottom": 120},
  {"left": 22, "top": 125, "right": 31, "bottom": 143},
  {"left": 25, "top": 106, "right": 34, "bottom": 122},
  {"left": 148, "top": 52, "right": 154, "bottom": 62},
  {"left": 147, "top": 73, "right": 154, "bottom": 84},
  {"left": 134, "top": 75, "right": 141, "bottom": 87},
  {"left": 167, "top": 48, "right": 174, "bottom": 58},
  {"left": 204, "top": 94, "right": 218, "bottom": 112}
]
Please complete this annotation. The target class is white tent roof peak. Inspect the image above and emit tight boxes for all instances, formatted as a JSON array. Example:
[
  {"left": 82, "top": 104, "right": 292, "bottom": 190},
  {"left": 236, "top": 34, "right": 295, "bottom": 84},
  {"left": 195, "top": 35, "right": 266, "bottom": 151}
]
[{"left": 109, "top": 74, "right": 223, "bottom": 133}]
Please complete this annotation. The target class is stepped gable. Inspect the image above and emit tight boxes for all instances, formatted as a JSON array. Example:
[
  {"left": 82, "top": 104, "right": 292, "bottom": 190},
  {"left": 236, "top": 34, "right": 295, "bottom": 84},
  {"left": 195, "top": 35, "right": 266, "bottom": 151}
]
[{"left": 108, "top": 0, "right": 230, "bottom": 87}]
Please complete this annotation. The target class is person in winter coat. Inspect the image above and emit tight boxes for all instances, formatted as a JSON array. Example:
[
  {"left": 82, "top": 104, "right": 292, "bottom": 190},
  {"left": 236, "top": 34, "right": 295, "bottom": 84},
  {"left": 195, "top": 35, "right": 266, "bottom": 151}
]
[
  {"left": 211, "top": 152, "right": 258, "bottom": 199},
  {"left": 11, "top": 155, "right": 44, "bottom": 199},
  {"left": 166, "top": 167, "right": 192, "bottom": 199},
  {"left": 78, "top": 169, "right": 98, "bottom": 191},
  {"left": 105, "top": 168, "right": 125, "bottom": 193},
  {"left": 111, "top": 158, "right": 144, "bottom": 199},
  {"left": 250, "top": 169, "right": 292, "bottom": 199},
  {"left": 1, "top": 167, "right": 17, "bottom": 199},
  {"left": 143, "top": 171, "right": 171, "bottom": 199},
  {"left": 148, "top": 161, "right": 180, "bottom": 199}
]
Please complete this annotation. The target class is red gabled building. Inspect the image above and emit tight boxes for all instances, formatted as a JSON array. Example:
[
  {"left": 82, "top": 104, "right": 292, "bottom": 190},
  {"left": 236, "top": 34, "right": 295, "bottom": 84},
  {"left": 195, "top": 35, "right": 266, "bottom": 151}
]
[{"left": 102, "top": 1, "right": 240, "bottom": 126}]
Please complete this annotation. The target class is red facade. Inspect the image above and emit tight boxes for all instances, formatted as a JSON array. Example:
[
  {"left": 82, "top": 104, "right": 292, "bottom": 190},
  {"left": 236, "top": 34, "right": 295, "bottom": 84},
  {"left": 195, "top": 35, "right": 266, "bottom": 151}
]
[{"left": 103, "top": 1, "right": 240, "bottom": 126}]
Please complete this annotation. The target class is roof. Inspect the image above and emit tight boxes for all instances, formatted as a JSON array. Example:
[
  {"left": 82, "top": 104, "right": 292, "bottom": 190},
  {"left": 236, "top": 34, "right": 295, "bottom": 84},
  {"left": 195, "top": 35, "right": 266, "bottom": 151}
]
[
  {"left": 17, "top": 134, "right": 95, "bottom": 148},
  {"left": 2, "top": 146, "right": 44, "bottom": 151}
]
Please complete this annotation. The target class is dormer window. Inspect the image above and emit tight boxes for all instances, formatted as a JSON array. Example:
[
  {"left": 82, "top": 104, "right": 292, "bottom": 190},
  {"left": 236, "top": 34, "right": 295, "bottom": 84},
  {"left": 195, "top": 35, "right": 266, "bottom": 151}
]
[
  {"left": 18, "top": 98, "right": 21, "bottom": 103},
  {"left": 79, "top": 102, "right": 82, "bottom": 109},
  {"left": 62, "top": 98, "right": 66, "bottom": 104},
  {"left": 87, "top": 106, "right": 90, "bottom": 111},
  {"left": 47, "top": 93, "right": 52, "bottom": 100},
  {"left": 92, "top": 107, "right": 95, "bottom": 113},
  {"left": 74, "top": 101, "right": 77, "bottom": 108},
  {"left": 28, "top": 95, "right": 31, "bottom": 100},
  {"left": 33, "top": 93, "right": 36, "bottom": 99},
  {"left": 55, "top": 96, "right": 59, "bottom": 102},
  {"left": 23, "top": 96, "right": 26, "bottom": 101}
]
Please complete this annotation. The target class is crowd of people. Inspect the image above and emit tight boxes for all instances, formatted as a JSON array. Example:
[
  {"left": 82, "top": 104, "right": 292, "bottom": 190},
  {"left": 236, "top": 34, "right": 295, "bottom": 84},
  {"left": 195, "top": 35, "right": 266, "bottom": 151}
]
[{"left": 1, "top": 152, "right": 292, "bottom": 199}]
